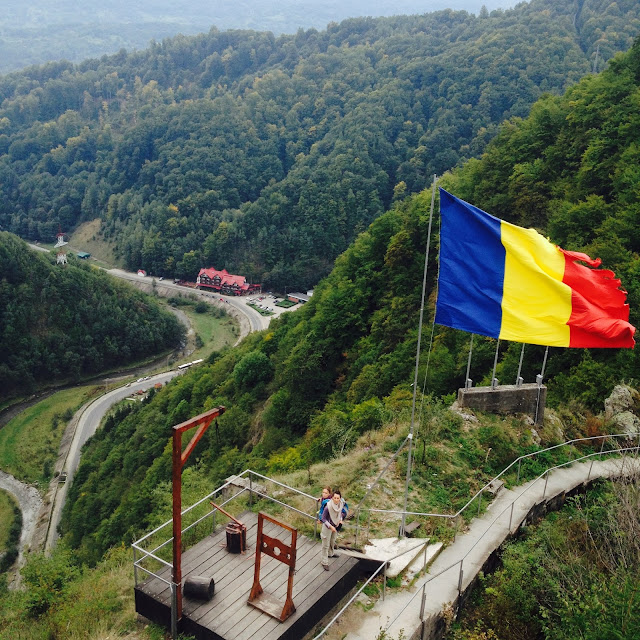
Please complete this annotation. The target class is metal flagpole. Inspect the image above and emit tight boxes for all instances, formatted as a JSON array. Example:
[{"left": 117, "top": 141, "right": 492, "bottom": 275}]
[
  {"left": 516, "top": 344, "right": 525, "bottom": 387},
  {"left": 534, "top": 346, "right": 549, "bottom": 424},
  {"left": 491, "top": 339, "right": 500, "bottom": 389},
  {"left": 465, "top": 334, "right": 474, "bottom": 389},
  {"left": 401, "top": 174, "right": 437, "bottom": 537},
  {"left": 537, "top": 346, "right": 549, "bottom": 384}
]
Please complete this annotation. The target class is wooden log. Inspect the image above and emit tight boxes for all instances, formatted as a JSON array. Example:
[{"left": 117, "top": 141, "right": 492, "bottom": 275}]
[
  {"left": 404, "top": 521, "right": 421, "bottom": 536},
  {"left": 183, "top": 575, "right": 215, "bottom": 601}
]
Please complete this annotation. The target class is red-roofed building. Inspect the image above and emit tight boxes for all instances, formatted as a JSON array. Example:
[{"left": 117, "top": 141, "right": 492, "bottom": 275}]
[{"left": 196, "top": 268, "right": 261, "bottom": 296}]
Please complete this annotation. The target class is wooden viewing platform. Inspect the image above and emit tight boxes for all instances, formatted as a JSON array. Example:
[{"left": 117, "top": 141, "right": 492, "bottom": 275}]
[{"left": 135, "top": 511, "right": 367, "bottom": 640}]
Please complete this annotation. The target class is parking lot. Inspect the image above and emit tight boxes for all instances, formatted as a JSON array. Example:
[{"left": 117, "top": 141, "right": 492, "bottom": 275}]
[{"left": 241, "top": 293, "right": 298, "bottom": 319}]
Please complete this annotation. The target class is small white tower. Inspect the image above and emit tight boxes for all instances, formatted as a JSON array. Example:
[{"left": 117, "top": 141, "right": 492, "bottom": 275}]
[{"left": 55, "top": 229, "right": 68, "bottom": 265}]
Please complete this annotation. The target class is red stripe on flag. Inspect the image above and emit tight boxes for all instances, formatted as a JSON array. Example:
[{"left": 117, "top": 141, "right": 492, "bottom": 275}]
[{"left": 561, "top": 249, "right": 635, "bottom": 348}]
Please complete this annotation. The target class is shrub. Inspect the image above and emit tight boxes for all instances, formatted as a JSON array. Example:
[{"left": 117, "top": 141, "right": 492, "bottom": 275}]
[{"left": 22, "top": 549, "right": 80, "bottom": 616}]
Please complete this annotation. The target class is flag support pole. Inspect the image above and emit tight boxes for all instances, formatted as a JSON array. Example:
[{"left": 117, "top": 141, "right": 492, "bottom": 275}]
[
  {"left": 401, "top": 174, "right": 437, "bottom": 537},
  {"left": 534, "top": 346, "right": 549, "bottom": 424},
  {"left": 465, "top": 334, "right": 474, "bottom": 389},
  {"left": 516, "top": 344, "right": 525, "bottom": 386},
  {"left": 491, "top": 339, "right": 500, "bottom": 389},
  {"left": 538, "top": 346, "right": 549, "bottom": 384}
]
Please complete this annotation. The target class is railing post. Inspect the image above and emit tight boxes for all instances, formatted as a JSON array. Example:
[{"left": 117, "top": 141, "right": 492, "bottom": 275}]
[
  {"left": 457, "top": 560, "right": 464, "bottom": 596},
  {"left": 249, "top": 474, "right": 253, "bottom": 508},
  {"left": 517, "top": 459, "right": 521, "bottom": 484},
  {"left": 354, "top": 508, "right": 360, "bottom": 547},
  {"left": 171, "top": 582, "right": 178, "bottom": 640},
  {"left": 423, "top": 541, "right": 428, "bottom": 576},
  {"left": 453, "top": 515, "right": 460, "bottom": 542},
  {"left": 383, "top": 562, "right": 387, "bottom": 601},
  {"left": 543, "top": 470, "right": 549, "bottom": 498},
  {"left": 419, "top": 583, "right": 427, "bottom": 619},
  {"left": 477, "top": 490, "right": 482, "bottom": 516},
  {"left": 212, "top": 508, "right": 216, "bottom": 534},
  {"left": 589, "top": 438, "right": 605, "bottom": 481},
  {"left": 421, "top": 617, "right": 429, "bottom": 640},
  {"left": 508, "top": 502, "right": 515, "bottom": 532},
  {"left": 133, "top": 547, "right": 139, "bottom": 586},
  {"left": 420, "top": 582, "right": 431, "bottom": 640}
]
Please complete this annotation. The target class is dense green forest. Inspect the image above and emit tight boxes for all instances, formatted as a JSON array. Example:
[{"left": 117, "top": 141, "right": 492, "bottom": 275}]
[
  {"left": 1, "top": 0, "right": 638, "bottom": 289},
  {"left": 60, "top": 38, "right": 640, "bottom": 563},
  {"left": 1, "top": 1, "right": 506, "bottom": 74},
  {"left": 0, "top": 233, "right": 184, "bottom": 399}
]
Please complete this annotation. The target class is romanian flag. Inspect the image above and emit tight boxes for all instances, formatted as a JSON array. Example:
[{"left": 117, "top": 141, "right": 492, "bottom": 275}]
[{"left": 435, "top": 189, "right": 635, "bottom": 348}]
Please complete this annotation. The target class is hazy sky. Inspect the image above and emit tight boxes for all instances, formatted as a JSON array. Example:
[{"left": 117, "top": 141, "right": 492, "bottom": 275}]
[
  {"left": 0, "top": 0, "right": 519, "bottom": 72},
  {"left": 4, "top": 0, "right": 518, "bottom": 29}
]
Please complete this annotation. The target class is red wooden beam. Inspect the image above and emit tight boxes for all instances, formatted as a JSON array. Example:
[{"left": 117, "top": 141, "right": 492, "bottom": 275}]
[{"left": 172, "top": 406, "right": 225, "bottom": 623}]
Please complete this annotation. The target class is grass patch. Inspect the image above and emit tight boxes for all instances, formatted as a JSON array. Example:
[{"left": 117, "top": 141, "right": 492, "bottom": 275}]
[
  {"left": 275, "top": 299, "right": 297, "bottom": 308},
  {"left": 0, "top": 385, "right": 100, "bottom": 487},
  {"left": 180, "top": 305, "right": 237, "bottom": 360},
  {"left": 247, "top": 303, "right": 274, "bottom": 316},
  {"left": 0, "top": 545, "right": 184, "bottom": 640},
  {"left": 0, "top": 490, "right": 17, "bottom": 553},
  {"left": 0, "top": 492, "right": 21, "bottom": 574},
  {"left": 68, "top": 218, "right": 119, "bottom": 267}
]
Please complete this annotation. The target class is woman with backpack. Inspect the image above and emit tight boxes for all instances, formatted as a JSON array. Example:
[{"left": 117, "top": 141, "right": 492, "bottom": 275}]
[{"left": 320, "top": 489, "right": 346, "bottom": 571}]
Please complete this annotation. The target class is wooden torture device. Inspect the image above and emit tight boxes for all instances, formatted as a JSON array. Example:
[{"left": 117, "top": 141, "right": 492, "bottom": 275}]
[
  {"left": 172, "top": 406, "right": 226, "bottom": 622},
  {"left": 210, "top": 501, "right": 247, "bottom": 553},
  {"left": 247, "top": 513, "right": 298, "bottom": 622}
]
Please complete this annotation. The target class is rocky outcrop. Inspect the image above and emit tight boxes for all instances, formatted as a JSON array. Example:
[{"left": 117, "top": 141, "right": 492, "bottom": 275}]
[{"left": 605, "top": 385, "right": 640, "bottom": 437}]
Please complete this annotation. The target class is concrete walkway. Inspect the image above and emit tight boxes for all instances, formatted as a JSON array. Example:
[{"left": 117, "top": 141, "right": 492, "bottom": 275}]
[{"left": 319, "top": 455, "right": 639, "bottom": 640}]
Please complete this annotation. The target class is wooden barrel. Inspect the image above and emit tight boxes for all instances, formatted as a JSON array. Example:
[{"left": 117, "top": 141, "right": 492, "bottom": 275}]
[
  {"left": 183, "top": 575, "right": 215, "bottom": 600},
  {"left": 226, "top": 522, "right": 246, "bottom": 553}
]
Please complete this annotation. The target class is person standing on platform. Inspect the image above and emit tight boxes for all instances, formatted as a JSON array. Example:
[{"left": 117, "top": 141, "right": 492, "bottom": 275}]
[
  {"left": 317, "top": 486, "right": 332, "bottom": 522},
  {"left": 320, "top": 489, "right": 345, "bottom": 571}
]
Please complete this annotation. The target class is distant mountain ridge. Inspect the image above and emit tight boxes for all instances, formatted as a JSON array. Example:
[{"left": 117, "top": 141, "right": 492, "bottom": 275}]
[
  {"left": 1, "top": 1, "right": 511, "bottom": 73},
  {"left": 1, "top": 0, "right": 639, "bottom": 291}
]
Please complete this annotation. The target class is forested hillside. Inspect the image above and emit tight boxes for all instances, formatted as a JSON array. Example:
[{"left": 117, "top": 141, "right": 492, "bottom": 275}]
[
  {"left": 1, "top": 0, "right": 638, "bottom": 289},
  {"left": 61, "top": 38, "right": 640, "bottom": 562},
  {"left": 0, "top": 233, "right": 184, "bottom": 399}
]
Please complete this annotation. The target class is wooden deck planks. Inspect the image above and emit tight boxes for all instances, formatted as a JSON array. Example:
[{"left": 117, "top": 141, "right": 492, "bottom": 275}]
[
  {"left": 190, "top": 518, "right": 308, "bottom": 625},
  {"left": 211, "top": 532, "right": 322, "bottom": 638},
  {"left": 233, "top": 557, "right": 356, "bottom": 640},
  {"left": 135, "top": 511, "right": 366, "bottom": 640}
]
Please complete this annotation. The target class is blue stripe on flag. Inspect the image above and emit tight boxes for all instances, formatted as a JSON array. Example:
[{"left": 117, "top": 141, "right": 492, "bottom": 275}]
[{"left": 435, "top": 189, "right": 505, "bottom": 338}]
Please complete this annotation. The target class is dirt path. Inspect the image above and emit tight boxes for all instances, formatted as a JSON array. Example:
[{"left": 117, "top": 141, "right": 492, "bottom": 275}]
[{"left": 0, "top": 470, "right": 42, "bottom": 587}]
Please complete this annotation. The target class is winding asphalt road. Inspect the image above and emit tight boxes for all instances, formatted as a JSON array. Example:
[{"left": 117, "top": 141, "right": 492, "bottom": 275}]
[
  {"left": 107, "top": 268, "right": 268, "bottom": 333},
  {"left": 3, "top": 253, "right": 294, "bottom": 563},
  {"left": 45, "top": 370, "right": 181, "bottom": 551}
]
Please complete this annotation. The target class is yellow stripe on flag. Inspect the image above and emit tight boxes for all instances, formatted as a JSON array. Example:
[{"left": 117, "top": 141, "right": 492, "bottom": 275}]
[{"left": 500, "top": 222, "right": 572, "bottom": 347}]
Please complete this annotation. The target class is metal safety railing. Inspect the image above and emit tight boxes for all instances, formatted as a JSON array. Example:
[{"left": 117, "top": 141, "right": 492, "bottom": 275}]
[
  {"left": 311, "top": 540, "right": 428, "bottom": 640},
  {"left": 352, "top": 432, "right": 640, "bottom": 547},
  {"left": 132, "top": 469, "right": 319, "bottom": 638},
  {"left": 313, "top": 433, "right": 639, "bottom": 639},
  {"left": 132, "top": 434, "right": 639, "bottom": 639},
  {"left": 381, "top": 439, "right": 640, "bottom": 640}
]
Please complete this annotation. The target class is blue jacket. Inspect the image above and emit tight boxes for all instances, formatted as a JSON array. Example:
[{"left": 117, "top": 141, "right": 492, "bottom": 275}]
[{"left": 319, "top": 498, "right": 348, "bottom": 523}]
